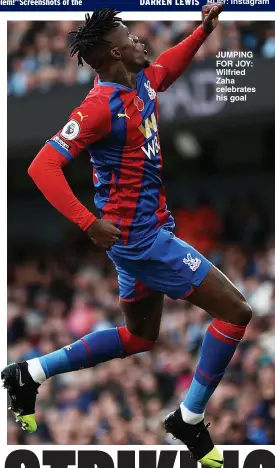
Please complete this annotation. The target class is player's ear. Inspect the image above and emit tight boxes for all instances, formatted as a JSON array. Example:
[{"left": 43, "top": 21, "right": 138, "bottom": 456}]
[{"left": 111, "top": 47, "right": 121, "bottom": 61}]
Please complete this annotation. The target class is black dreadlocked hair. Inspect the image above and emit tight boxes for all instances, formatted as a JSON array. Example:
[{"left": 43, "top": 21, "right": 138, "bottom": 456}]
[{"left": 69, "top": 8, "right": 122, "bottom": 66}]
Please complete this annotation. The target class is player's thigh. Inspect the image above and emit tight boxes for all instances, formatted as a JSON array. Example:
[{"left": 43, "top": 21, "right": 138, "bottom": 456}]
[
  {"left": 187, "top": 264, "right": 252, "bottom": 325},
  {"left": 120, "top": 293, "right": 164, "bottom": 341},
  {"left": 115, "top": 261, "right": 164, "bottom": 341}
]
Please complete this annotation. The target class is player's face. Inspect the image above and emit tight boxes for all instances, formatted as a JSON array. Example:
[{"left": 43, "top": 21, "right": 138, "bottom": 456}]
[{"left": 109, "top": 23, "right": 149, "bottom": 72}]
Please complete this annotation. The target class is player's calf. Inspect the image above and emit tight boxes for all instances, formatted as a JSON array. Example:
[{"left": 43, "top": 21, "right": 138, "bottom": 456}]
[
  {"left": 2, "top": 326, "right": 157, "bottom": 433},
  {"left": 27, "top": 326, "right": 156, "bottom": 386},
  {"left": 181, "top": 267, "right": 252, "bottom": 421},
  {"left": 166, "top": 265, "right": 251, "bottom": 462}
]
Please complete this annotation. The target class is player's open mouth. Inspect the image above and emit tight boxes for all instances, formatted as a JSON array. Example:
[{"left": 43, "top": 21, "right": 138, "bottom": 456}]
[{"left": 141, "top": 43, "right": 147, "bottom": 55}]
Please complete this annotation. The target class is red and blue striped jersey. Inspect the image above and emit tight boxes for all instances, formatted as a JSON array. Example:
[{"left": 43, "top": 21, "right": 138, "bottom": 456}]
[
  {"left": 45, "top": 26, "right": 207, "bottom": 257},
  {"left": 49, "top": 66, "right": 173, "bottom": 256}
]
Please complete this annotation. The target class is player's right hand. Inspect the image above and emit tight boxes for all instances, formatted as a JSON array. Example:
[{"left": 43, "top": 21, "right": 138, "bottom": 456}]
[
  {"left": 202, "top": 2, "right": 224, "bottom": 34},
  {"left": 86, "top": 219, "right": 122, "bottom": 249}
]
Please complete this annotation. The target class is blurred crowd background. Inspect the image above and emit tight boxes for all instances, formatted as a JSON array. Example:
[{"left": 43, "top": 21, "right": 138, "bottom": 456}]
[
  {"left": 7, "top": 197, "right": 275, "bottom": 445},
  {"left": 7, "top": 19, "right": 275, "bottom": 446},
  {"left": 7, "top": 20, "right": 275, "bottom": 96}
]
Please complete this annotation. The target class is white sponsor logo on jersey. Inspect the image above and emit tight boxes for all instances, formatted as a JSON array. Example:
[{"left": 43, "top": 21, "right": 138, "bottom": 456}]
[{"left": 141, "top": 136, "right": 160, "bottom": 160}]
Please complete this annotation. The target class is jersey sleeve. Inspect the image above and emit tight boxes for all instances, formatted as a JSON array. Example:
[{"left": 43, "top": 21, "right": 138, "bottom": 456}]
[
  {"left": 47, "top": 94, "right": 112, "bottom": 160},
  {"left": 27, "top": 95, "right": 112, "bottom": 232},
  {"left": 145, "top": 25, "right": 208, "bottom": 92},
  {"left": 28, "top": 144, "right": 97, "bottom": 231}
]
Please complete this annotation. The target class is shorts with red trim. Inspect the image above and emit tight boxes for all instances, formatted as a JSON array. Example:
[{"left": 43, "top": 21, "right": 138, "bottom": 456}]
[{"left": 109, "top": 226, "right": 212, "bottom": 302}]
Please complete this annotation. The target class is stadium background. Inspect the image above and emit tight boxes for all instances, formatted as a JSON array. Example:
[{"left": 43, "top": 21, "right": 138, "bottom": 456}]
[{"left": 7, "top": 20, "right": 275, "bottom": 445}]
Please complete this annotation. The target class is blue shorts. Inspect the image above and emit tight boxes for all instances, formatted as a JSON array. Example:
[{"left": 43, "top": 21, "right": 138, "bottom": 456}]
[{"left": 109, "top": 226, "right": 212, "bottom": 302}]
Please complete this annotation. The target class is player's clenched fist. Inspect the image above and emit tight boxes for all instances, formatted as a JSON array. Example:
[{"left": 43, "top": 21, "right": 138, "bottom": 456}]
[
  {"left": 87, "top": 219, "right": 122, "bottom": 249},
  {"left": 202, "top": 2, "right": 224, "bottom": 34}
]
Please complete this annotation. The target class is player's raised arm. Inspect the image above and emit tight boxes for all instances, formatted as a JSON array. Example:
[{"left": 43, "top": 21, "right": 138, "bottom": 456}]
[
  {"left": 149, "top": 2, "right": 224, "bottom": 92},
  {"left": 28, "top": 98, "right": 121, "bottom": 249}
]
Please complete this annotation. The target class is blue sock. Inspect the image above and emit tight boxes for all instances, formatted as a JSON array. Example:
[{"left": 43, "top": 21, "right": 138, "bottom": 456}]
[
  {"left": 39, "top": 328, "right": 126, "bottom": 379},
  {"left": 182, "top": 319, "right": 246, "bottom": 419}
]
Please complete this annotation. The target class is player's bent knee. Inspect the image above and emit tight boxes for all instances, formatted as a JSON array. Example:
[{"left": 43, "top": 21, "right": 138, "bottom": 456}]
[
  {"left": 234, "top": 298, "right": 252, "bottom": 326},
  {"left": 117, "top": 326, "right": 157, "bottom": 356},
  {"left": 241, "top": 300, "right": 253, "bottom": 324},
  {"left": 124, "top": 321, "right": 160, "bottom": 342}
]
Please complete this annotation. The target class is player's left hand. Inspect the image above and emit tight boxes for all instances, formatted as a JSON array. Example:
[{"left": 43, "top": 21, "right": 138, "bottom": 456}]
[{"left": 202, "top": 2, "right": 224, "bottom": 34}]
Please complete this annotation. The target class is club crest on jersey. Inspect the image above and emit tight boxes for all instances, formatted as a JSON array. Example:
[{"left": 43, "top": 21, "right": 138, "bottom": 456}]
[
  {"left": 183, "top": 253, "right": 201, "bottom": 272},
  {"left": 61, "top": 120, "right": 80, "bottom": 140},
  {"left": 134, "top": 96, "right": 144, "bottom": 111},
  {"left": 144, "top": 80, "right": 156, "bottom": 100}
]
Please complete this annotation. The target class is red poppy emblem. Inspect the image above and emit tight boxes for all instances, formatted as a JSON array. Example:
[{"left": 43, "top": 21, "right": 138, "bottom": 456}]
[{"left": 134, "top": 96, "right": 144, "bottom": 111}]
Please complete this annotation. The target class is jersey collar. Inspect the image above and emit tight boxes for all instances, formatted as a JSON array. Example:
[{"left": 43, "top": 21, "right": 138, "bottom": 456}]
[{"left": 97, "top": 71, "right": 143, "bottom": 92}]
